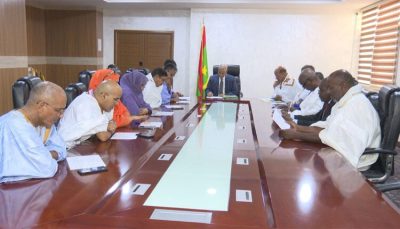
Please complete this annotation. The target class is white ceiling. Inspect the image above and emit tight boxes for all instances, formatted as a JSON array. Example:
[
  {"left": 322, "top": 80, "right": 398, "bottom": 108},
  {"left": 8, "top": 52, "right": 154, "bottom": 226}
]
[{"left": 26, "top": 0, "right": 377, "bottom": 11}]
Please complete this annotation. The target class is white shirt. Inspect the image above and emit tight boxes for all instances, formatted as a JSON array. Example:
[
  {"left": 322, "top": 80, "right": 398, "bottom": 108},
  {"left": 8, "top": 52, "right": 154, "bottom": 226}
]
[
  {"left": 291, "top": 87, "right": 324, "bottom": 116},
  {"left": 143, "top": 73, "right": 163, "bottom": 108},
  {"left": 272, "top": 76, "right": 302, "bottom": 102},
  {"left": 0, "top": 111, "right": 66, "bottom": 183},
  {"left": 312, "top": 84, "right": 381, "bottom": 170},
  {"left": 58, "top": 91, "right": 113, "bottom": 149}
]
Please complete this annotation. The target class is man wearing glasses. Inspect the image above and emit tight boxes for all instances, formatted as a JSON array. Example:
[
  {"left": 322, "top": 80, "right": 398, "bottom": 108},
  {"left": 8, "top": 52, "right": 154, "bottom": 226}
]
[
  {"left": 0, "top": 81, "right": 67, "bottom": 183},
  {"left": 58, "top": 80, "right": 121, "bottom": 149}
]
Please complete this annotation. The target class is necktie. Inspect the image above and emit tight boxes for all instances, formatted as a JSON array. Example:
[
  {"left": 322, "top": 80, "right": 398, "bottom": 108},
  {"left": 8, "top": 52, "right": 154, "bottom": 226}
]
[{"left": 219, "top": 78, "right": 224, "bottom": 95}]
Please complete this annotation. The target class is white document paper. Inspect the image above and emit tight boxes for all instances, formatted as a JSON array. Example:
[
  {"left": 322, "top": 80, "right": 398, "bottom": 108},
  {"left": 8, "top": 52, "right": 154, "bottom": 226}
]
[
  {"left": 111, "top": 132, "right": 138, "bottom": 140},
  {"left": 139, "top": 121, "right": 163, "bottom": 129},
  {"left": 207, "top": 96, "right": 223, "bottom": 99},
  {"left": 179, "top": 96, "right": 190, "bottom": 100},
  {"left": 165, "top": 105, "right": 184, "bottom": 109},
  {"left": 151, "top": 111, "right": 174, "bottom": 117},
  {"left": 272, "top": 109, "right": 291, "bottom": 130},
  {"left": 66, "top": 154, "right": 106, "bottom": 170},
  {"left": 176, "top": 100, "right": 190, "bottom": 104}
]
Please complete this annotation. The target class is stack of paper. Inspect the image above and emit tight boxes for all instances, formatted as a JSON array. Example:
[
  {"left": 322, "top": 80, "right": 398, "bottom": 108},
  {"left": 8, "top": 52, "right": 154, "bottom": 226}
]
[
  {"left": 179, "top": 96, "right": 190, "bottom": 100},
  {"left": 272, "top": 109, "right": 290, "bottom": 130},
  {"left": 176, "top": 100, "right": 190, "bottom": 104},
  {"left": 139, "top": 121, "right": 163, "bottom": 129},
  {"left": 165, "top": 105, "right": 184, "bottom": 109},
  {"left": 151, "top": 111, "right": 174, "bottom": 116},
  {"left": 66, "top": 154, "right": 106, "bottom": 170},
  {"left": 111, "top": 132, "right": 138, "bottom": 140}
]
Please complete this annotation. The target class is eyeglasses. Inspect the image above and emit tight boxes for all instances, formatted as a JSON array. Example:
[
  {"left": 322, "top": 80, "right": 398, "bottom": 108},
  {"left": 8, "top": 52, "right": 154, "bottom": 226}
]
[{"left": 44, "top": 102, "right": 65, "bottom": 115}]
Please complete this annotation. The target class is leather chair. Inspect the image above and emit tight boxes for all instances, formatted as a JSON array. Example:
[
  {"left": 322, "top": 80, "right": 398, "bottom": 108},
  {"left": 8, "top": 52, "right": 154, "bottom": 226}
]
[
  {"left": 65, "top": 82, "right": 87, "bottom": 107},
  {"left": 78, "top": 70, "right": 93, "bottom": 89},
  {"left": 212, "top": 65, "right": 242, "bottom": 98},
  {"left": 362, "top": 85, "right": 400, "bottom": 185},
  {"left": 12, "top": 76, "right": 42, "bottom": 109}
]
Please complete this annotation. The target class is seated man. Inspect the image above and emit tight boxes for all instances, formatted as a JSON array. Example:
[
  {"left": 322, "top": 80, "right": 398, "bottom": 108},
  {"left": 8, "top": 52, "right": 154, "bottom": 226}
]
[
  {"left": 161, "top": 60, "right": 183, "bottom": 104},
  {"left": 0, "top": 82, "right": 67, "bottom": 183},
  {"left": 272, "top": 66, "right": 302, "bottom": 102},
  {"left": 283, "top": 78, "right": 335, "bottom": 126},
  {"left": 58, "top": 80, "right": 121, "bottom": 148},
  {"left": 206, "top": 64, "right": 238, "bottom": 97},
  {"left": 280, "top": 70, "right": 381, "bottom": 170},
  {"left": 143, "top": 67, "right": 168, "bottom": 108},
  {"left": 290, "top": 65, "right": 315, "bottom": 108},
  {"left": 89, "top": 68, "right": 148, "bottom": 127},
  {"left": 291, "top": 69, "right": 324, "bottom": 116}
]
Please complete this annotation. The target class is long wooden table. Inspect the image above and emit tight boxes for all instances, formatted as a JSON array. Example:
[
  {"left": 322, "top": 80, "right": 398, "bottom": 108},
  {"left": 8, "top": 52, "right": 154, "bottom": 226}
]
[{"left": 0, "top": 99, "right": 399, "bottom": 229}]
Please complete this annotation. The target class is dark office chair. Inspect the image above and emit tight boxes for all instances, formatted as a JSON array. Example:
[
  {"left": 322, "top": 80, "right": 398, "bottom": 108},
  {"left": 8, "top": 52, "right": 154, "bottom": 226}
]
[
  {"left": 12, "top": 76, "right": 42, "bottom": 109},
  {"left": 65, "top": 82, "right": 87, "bottom": 107},
  {"left": 78, "top": 70, "right": 93, "bottom": 89},
  {"left": 362, "top": 85, "right": 400, "bottom": 184},
  {"left": 212, "top": 65, "right": 242, "bottom": 97}
]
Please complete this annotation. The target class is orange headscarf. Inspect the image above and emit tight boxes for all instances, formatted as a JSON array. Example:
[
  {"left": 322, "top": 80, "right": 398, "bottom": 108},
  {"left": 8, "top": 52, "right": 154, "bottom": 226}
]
[{"left": 89, "top": 69, "right": 132, "bottom": 128}]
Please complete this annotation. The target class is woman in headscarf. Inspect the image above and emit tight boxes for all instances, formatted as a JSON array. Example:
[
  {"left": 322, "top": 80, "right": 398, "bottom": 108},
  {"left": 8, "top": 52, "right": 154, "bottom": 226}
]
[
  {"left": 89, "top": 68, "right": 148, "bottom": 127},
  {"left": 120, "top": 70, "right": 152, "bottom": 118}
]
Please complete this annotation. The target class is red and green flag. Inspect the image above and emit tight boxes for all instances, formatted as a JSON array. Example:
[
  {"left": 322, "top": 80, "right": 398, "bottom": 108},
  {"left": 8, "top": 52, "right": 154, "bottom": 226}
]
[{"left": 196, "top": 23, "right": 209, "bottom": 99}]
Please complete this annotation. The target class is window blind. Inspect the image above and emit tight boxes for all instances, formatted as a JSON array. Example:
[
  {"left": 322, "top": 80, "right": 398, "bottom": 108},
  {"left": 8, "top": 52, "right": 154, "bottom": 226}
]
[{"left": 357, "top": 0, "right": 400, "bottom": 88}]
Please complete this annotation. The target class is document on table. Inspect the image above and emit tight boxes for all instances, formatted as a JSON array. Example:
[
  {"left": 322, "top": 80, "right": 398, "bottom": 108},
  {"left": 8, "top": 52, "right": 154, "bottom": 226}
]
[
  {"left": 139, "top": 121, "right": 163, "bottom": 129},
  {"left": 272, "top": 109, "right": 290, "bottom": 130},
  {"left": 151, "top": 111, "right": 174, "bottom": 116},
  {"left": 66, "top": 154, "right": 106, "bottom": 170},
  {"left": 176, "top": 100, "right": 190, "bottom": 104},
  {"left": 207, "top": 96, "right": 223, "bottom": 99},
  {"left": 165, "top": 105, "right": 184, "bottom": 109},
  {"left": 111, "top": 132, "right": 138, "bottom": 140},
  {"left": 179, "top": 96, "right": 190, "bottom": 100}
]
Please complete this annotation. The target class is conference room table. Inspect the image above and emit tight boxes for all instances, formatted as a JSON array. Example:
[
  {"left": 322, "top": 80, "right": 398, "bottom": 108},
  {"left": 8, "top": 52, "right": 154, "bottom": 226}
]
[{"left": 0, "top": 98, "right": 399, "bottom": 229}]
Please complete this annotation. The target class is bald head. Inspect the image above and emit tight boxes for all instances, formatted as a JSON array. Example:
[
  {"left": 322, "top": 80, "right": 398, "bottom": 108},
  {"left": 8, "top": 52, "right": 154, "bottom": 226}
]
[
  {"left": 27, "top": 81, "right": 66, "bottom": 106},
  {"left": 327, "top": 69, "right": 358, "bottom": 102},
  {"left": 94, "top": 80, "right": 122, "bottom": 112}
]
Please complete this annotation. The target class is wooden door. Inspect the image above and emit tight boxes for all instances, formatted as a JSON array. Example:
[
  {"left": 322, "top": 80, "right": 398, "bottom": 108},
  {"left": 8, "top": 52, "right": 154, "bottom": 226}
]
[{"left": 114, "top": 30, "right": 173, "bottom": 73}]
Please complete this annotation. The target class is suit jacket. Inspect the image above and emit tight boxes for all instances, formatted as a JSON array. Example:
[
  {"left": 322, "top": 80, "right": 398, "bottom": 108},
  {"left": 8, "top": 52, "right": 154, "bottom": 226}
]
[
  {"left": 206, "top": 74, "right": 238, "bottom": 96},
  {"left": 295, "top": 100, "right": 335, "bottom": 126}
]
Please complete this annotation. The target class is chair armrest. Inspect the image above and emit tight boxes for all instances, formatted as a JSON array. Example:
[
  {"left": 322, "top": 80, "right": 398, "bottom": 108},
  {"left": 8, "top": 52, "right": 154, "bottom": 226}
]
[
  {"left": 376, "top": 182, "right": 400, "bottom": 192},
  {"left": 363, "top": 148, "right": 398, "bottom": 155}
]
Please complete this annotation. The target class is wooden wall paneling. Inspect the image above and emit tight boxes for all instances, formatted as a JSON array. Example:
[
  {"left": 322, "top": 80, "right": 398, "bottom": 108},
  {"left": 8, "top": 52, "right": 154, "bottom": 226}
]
[
  {"left": 96, "top": 11, "right": 103, "bottom": 62},
  {"left": 0, "top": 0, "right": 27, "bottom": 56},
  {"left": 0, "top": 68, "right": 28, "bottom": 115},
  {"left": 144, "top": 32, "right": 173, "bottom": 70},
  {"left": 114, "top": 30, "right": 145, "bottom": 72},
  {"left": 26, "top": 6, "right": 46, "bottom": 56},
  {"left": 45, "top": 10, "right": 98, "bottom": 57},
  {"left": 45, "top": 64, "right": 97, "bottom": 88}
]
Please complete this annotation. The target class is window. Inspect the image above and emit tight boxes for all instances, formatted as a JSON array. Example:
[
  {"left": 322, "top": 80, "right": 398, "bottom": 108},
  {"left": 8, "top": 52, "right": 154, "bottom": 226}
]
[{"left": 357, "top": 0, "right": 400, "bottom": 89}]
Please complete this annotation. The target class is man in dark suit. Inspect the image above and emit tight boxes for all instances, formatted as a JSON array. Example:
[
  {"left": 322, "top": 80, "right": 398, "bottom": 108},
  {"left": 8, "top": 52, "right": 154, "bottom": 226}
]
[{"left": 206, "top": 65, "right": 238, "bottom": 97}]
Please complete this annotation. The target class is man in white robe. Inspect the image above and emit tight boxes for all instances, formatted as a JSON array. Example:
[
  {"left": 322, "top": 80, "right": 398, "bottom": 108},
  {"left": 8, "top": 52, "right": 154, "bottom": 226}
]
[
  {"left": 58, "top": 80, "right": 121, "bottom": 148},
  {"left": 272, "top": 66, "right": 302, "bottom": 103},
  {"left": 143, "top": 68, "right": 168, "bottom": 108},
  {"left": 291, "top": 69, "right": 324, "bottom": 116},
  {"left": 0, "top": 82, "right": 67, "bottom": 183},
  {"left": 280, "top": 70, "right": 381, "bottom": 170}
]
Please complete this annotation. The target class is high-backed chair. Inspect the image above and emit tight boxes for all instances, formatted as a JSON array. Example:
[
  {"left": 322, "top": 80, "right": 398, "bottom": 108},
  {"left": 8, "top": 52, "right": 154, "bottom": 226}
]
[
  {"left": 362, "top": 85, "right": 400, "bottom": 184},
  {"left": 78, "top": 70, "right": 93, "bottom": 89},
  {"left": 213, "top": 65, "right": 242, "bottom": 98},
  {"left": 65, "top": 82, "right": 87, "bottom": 107},
  {"left": 12, "top": 76, "right": 42, "bottom": 109}
]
